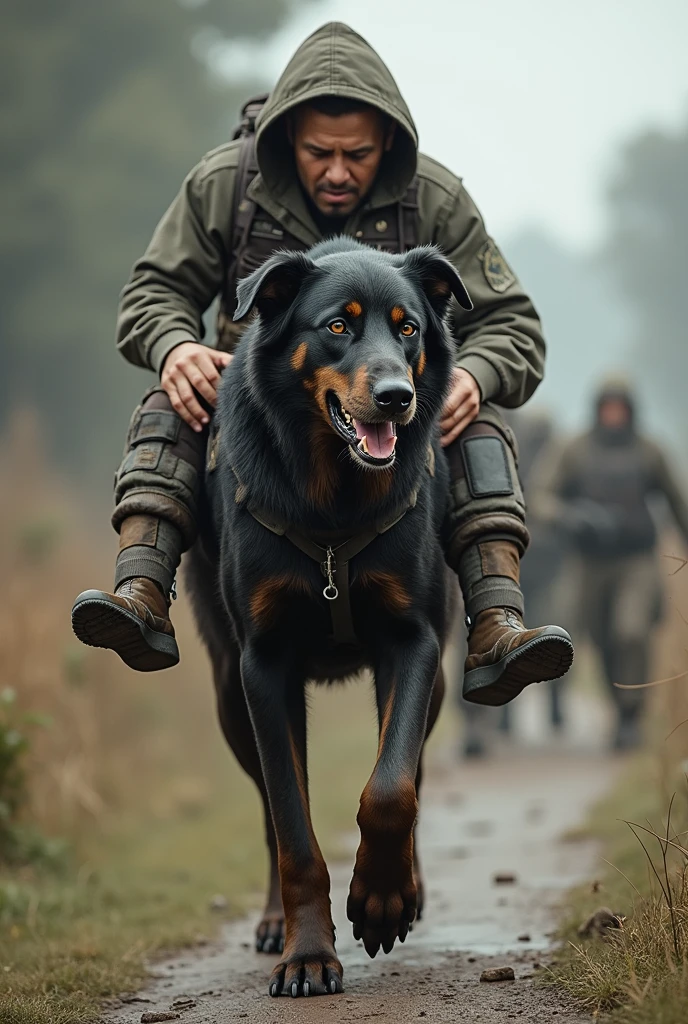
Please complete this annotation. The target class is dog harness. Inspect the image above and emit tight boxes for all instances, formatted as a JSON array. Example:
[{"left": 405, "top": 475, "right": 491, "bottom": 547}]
[
  {"left": 245, "top": 494, "right": 418, "bottom": 647},
  {"left": 217, "top": 444, "right": 436, "bottom": 647}
]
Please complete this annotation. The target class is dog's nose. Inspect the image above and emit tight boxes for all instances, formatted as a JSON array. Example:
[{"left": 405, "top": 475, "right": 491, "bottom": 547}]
[{"left": 372, "top": 379, "right": 414, "bottom": 415}]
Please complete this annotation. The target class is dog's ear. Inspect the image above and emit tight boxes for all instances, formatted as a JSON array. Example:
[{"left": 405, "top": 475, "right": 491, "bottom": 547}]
[
  {"left": 401, "top": 246, "right": 473, "bottom": 317},
  {"left": 234, "top": 251, "right": 317, "bottom": 322}
]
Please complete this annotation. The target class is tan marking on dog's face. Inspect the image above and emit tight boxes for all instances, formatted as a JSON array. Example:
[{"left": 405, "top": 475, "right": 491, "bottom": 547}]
[
  {"left": 346, "top": 300, "right": 363, "bottom": 318},
  {"left": 350, "top": 364, "right": 371, "bottom": 409},
  {"left": 416, "top": 349, "right": 426, "bottom": 377},
  {"left": 390, "top": 305, "right": 405, "bottom": 324},
  {"left": 250, "top": 574, "right": 313, "bottom": 629},
  {"left": 304, "top": 367, "right": 351, "bottom": 420},
  {"left": 304, "top": 362, "right": 416, "bottom": 482},
  {"left": 290, "top": 341, "right": 308, "bottom": 372}
]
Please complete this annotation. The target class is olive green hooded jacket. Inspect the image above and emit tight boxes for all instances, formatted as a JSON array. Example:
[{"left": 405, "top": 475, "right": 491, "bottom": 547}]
[{"left": 117, "top": 22, "right": 545, "bottom": 408}]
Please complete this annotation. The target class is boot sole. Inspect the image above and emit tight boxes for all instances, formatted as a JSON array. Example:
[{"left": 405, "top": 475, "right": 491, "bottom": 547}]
[
  {"left": 462, "top": 627, "right": 574, "bottom": 707},
  {"left": 71, "top": 591, "right": 180, "bottom": 672}
]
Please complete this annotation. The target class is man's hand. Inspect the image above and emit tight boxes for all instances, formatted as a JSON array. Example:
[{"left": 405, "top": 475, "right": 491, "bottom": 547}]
[
  {"left": 161, "top": 342, "right": 232, "bottom": 431},
  {"left": 440, "top": 367, "right": 481, "bottom": 446}
]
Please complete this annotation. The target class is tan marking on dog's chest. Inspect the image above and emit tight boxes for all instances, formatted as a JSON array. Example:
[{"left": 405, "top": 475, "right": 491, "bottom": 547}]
[
  {"left": 307, "top": 419, "right": 341, "bottom": 508},
  {"left": 250, "top": 574, "right": 313, "bottom": 628},
  {"left": 362, "top": 469, "right": 394, "bottom": 503},
  {"left": 358, "top": 570, "right": 412, "bottom": 613}
]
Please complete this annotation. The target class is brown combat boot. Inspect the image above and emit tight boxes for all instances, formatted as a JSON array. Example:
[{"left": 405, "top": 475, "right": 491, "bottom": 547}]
[
  {"left": 71, "top": 578, "right": 179, "bottom": 672},
  {"left": 71, "top": 513, "right": 182, "bottom": 672},
  {"left": 463, "top": 608, "right": 573, "bottom": 706}
]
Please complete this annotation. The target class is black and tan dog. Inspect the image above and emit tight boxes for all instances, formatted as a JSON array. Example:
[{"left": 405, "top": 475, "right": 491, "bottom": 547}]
[{"left": 186, "top": 237, "right": 472, "bottom": 998}]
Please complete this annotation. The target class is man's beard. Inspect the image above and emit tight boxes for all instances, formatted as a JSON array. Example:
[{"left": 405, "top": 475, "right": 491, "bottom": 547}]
[{"left": 315, "top": 183, "right": 359, "bottom": 213}]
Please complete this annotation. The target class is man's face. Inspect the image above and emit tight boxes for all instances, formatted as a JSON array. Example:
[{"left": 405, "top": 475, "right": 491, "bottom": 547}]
[
  {"left": 290, "top": 106, "right": 393, "bottom": 218},
  {"left": 598, "top": 397, "right": 631, "bottom": 430}
]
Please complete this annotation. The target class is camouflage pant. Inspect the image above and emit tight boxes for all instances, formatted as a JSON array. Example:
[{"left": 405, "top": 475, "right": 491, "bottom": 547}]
[{"left": 113, "top": 387, "right": 529, "bottom": 615}]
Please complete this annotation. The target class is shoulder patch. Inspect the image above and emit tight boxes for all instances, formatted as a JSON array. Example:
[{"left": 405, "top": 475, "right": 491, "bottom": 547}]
[{"left": 479, "top": 240, "right": 516, "bottom": 293}]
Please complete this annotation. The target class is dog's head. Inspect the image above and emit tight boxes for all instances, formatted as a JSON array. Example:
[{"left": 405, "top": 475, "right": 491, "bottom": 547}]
[{"left": 234, "top": 239, "right": 472, "bottom": 471}]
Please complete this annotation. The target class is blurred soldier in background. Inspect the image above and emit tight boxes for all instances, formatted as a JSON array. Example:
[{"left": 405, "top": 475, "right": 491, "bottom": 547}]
[{"left": 531, "top": 379, "right": 688, "bottom": 750}]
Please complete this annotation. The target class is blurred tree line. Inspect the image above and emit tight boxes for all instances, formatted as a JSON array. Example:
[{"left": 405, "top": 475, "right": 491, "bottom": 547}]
[
  {"left": 1, "top": 1, "right": 685, "bottom": 487},
  {"left": 605, "top": 119, "right": 688, "bottom": 439},
  {"left": 0, "top": 0, "right": 316, "bottom": 487}
]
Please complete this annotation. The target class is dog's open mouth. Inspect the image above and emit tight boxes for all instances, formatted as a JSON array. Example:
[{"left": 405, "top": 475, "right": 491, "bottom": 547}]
[{"left": 326, "top": 392, "right": 397, "bottom": 467}]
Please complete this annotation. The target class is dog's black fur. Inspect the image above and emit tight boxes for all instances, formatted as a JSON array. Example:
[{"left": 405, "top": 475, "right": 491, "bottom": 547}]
[{"left": 186, "top": 238, "right": 470, "bottom": 998}]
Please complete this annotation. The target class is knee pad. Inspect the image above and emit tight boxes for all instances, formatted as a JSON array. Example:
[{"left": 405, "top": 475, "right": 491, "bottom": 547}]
[
  {"left": 112, "top": 387, "right": 206, "bottom": 548},
  {"left": 443, "top": 407, "right": 529, "bottom": 563}
]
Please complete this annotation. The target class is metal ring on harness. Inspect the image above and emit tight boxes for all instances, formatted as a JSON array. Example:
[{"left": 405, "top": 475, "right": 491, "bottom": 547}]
[{"left": 323, "top": 584, "right": 339, "bottom": 601}]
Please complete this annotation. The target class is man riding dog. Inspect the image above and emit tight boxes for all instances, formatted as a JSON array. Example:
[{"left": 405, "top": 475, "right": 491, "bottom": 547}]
[{"left": 72, "top": 22, "right": 573, "bottom": 705}]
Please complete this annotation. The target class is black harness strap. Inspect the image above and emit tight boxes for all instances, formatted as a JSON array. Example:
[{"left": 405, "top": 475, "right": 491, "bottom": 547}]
[{"left": 244, "top": 491, "right": 417, "bottom": 646}]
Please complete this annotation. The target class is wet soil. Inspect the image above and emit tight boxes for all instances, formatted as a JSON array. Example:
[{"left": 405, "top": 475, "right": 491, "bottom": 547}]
[{"left": 104, "top": 713, "right": 616, "bottom": 1024}]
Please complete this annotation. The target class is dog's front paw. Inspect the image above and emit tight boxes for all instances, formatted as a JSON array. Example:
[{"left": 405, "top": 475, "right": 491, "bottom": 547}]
[
  {"left": 255, "top": 910, "right": 285, "bottom": 953},
  {"left": 269, "top": 953, "right": 343, "bottom": 997},
  {"left": 346, "top": 838, "right": 417, "bottom": 957}
]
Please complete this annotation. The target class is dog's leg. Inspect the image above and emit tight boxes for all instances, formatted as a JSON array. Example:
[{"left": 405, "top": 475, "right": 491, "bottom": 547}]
[
  {"left": 347, "top": 625, "right": 441, "bottom": 957},
  {"left": 213, "top": 648, "right": 284, "bottom": 954},
  {"left": 241, "top": 640, "right": 342, "bottom": 998},
  {"left": 412, "top": 666, "right": 445, "bottom": 922}
]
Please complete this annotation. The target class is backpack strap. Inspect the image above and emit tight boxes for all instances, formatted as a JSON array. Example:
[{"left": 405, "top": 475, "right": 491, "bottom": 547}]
[
  {"left": 232, "top": 93, "right": 270, "bottom": 141},
  {"left": 227, "top": 134, "right": 260, "bottom": 313}
]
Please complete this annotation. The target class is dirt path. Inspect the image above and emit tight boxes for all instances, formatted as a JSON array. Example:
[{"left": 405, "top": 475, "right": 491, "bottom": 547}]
[{"left": 104, "top": 694, "right": 617, "bottom": 1024}]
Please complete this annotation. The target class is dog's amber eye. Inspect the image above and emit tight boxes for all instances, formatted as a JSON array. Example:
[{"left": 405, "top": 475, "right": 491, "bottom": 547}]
[
  {"left": 328, "top": 320, "right": 347, "bottom": 335},
  {"left": 400, "top": 322, "right": 417, "bottom": 337}
]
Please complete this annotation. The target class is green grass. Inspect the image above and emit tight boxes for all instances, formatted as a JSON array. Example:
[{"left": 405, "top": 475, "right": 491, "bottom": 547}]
[
  {"left": 550, "top": 757, "right": 688, "bottom": 1023},
  {"left": 0, "top": 681, "right": 383, "bottom": 1024}
]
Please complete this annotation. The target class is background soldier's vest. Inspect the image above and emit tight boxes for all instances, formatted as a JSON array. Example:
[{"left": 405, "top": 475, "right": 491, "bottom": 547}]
[
  {"left": 573, "top": 433, "right": 657, "bottom": 555},
  {"left": 215, "top": 95, "right": 420, "bottom": 353}
]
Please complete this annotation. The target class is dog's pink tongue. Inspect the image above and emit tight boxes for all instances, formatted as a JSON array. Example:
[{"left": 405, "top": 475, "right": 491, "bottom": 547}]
[{"left": 353, "top": 420, "right": 396, "bottom": 459}]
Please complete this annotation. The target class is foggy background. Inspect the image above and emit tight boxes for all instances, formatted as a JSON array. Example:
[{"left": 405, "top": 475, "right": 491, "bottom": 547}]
[
  {"left": 4, "top": 8, "right": 688, "bottom": 1009},
  {"left": 2, "top": 0, "right": 687, "bottom": 492}
]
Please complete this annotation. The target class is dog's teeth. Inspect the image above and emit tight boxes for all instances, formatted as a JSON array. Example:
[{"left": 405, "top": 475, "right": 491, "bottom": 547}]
[{"left": 360, "top": 436, "right": 369, "bottom": 454}]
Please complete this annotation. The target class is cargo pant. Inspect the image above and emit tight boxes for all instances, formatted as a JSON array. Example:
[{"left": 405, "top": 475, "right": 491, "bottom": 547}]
[{"left": 112, "top": 387, "right": 530, "bottom": 618}]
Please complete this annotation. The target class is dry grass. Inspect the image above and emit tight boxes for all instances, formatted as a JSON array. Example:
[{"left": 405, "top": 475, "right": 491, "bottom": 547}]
[
  {"left": 0, "top": 412, "right": 387, "bottom": 1022},
  {"left": 550, "top": 536, "right": 688, "bottom": 1023},
  {"left": 1, "top": 412, "right": 237, "bottom": 841}
]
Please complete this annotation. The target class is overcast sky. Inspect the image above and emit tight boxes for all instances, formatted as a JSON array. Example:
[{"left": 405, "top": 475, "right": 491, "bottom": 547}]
[{"left": 218, "top": 0, "right": 688, "bottom": 250}]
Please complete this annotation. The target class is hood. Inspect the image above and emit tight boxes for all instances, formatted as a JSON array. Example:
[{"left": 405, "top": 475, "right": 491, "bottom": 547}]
[
  {"left": 594, "top": 376, "right": 636, "bottom": 417},
  {"left": 255, "top": 22, "right": 418, "bottom": 206},
  {"left": 593, "top": 375, "right": 637, "bottom": 441}
]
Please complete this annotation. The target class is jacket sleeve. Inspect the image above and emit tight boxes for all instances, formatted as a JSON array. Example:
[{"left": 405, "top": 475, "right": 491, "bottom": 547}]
[
  {"left": 651, "top": 445, "right": 688, "bottom": 546},
  {"left": 116, "top": 160, "right": 233, "bottom": 373},
  {"left": 434, "top": 185, "right": 545, "bottom": 408}
]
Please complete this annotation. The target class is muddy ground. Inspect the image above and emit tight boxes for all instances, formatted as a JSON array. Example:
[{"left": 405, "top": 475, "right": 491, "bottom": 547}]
[{"left": 104, "top": 689, "right": 617, "bottom": 1024}]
